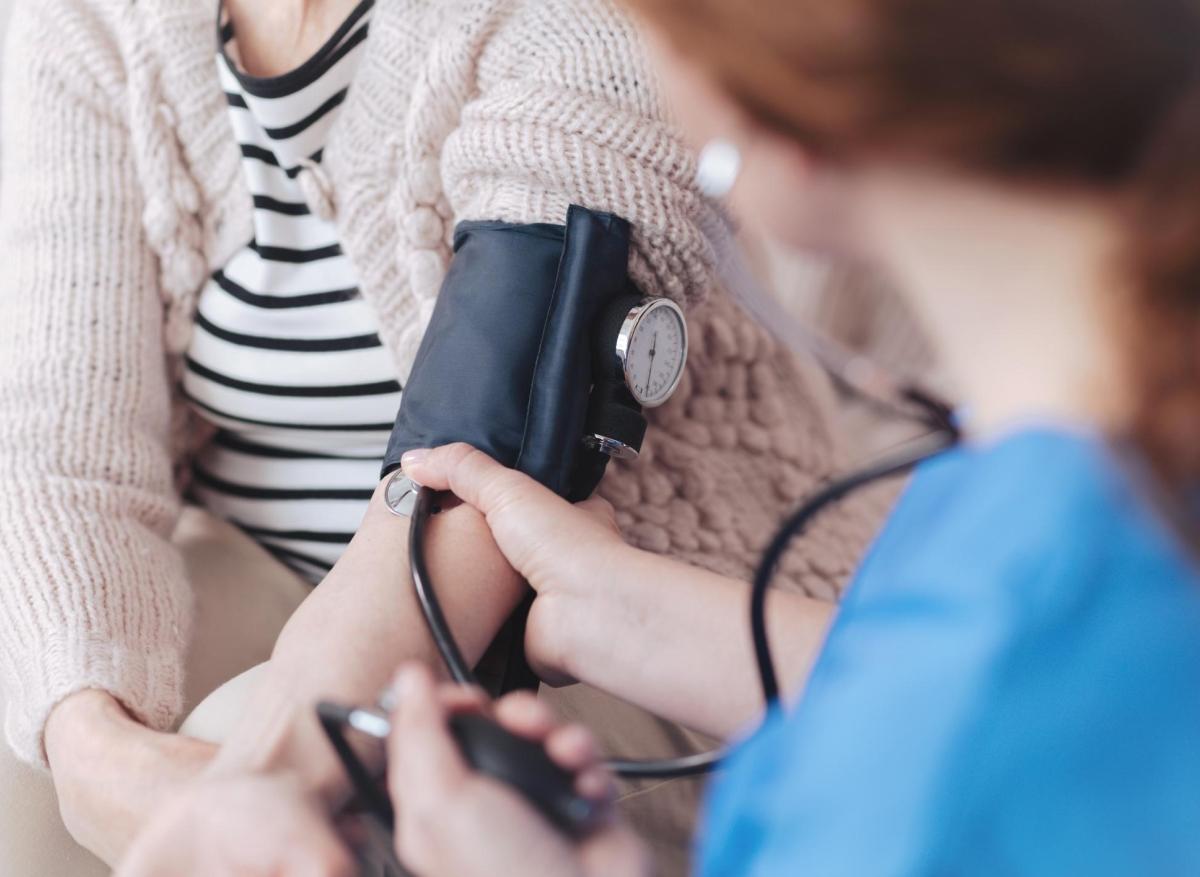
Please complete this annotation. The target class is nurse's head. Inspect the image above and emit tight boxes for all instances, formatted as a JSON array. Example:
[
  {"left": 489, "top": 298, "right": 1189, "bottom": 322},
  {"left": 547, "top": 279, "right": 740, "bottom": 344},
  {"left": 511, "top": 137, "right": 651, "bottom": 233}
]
[{"left": 626, "top": 0, "right": 1200, "bottom": 487}]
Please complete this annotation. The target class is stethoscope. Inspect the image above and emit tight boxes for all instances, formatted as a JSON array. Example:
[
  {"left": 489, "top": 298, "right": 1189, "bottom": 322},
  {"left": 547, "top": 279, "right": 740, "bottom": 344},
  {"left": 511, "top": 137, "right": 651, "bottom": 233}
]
[
  {"left": 408, "top": 406, "right": 957, "bottom": 782},
  {"left": 316, "top": 244, "right": 960, "bottom": 836}
]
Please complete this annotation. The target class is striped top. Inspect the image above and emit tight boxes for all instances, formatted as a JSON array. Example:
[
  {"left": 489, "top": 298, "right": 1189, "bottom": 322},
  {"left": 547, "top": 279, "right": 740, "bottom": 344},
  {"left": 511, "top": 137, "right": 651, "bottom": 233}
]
[{"left": 184, "top": 0, "right": 400, "bottom": 583}]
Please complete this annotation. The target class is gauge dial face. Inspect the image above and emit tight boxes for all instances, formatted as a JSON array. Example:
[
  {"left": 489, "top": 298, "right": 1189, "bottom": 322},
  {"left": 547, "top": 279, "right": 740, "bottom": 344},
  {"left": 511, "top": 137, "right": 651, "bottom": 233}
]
[{"left": 620, "top": 299, "right": 688, "bottom": 407}]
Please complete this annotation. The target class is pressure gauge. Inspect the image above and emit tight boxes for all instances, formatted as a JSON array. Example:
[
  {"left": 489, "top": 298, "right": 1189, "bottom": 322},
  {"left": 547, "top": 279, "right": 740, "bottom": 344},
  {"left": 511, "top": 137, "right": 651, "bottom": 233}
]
[
  {"left": 614, "top": 298, "right": 688, "bottom": 408},
  {"left": 583, "top": 295, "right": 688, "bottom": 463}
]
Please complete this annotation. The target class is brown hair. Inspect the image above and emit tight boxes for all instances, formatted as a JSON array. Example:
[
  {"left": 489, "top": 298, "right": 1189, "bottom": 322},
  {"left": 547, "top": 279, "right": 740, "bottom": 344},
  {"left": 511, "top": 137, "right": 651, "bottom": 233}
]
[{"left": 628, "top": 0, "right": 1200, "bottom": 485}]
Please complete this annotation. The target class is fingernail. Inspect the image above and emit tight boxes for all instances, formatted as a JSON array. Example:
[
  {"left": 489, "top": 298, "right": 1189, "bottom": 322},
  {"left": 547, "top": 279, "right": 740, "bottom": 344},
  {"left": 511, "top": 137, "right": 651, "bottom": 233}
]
[
  {"left": 576, "top": 768, "right": 610, "bottom": 801},
  {"left": 377, "top": 684, "right": 400, "bottom": 712},
  {"left": 401, "top": 448, "right": 430, "bottom": 468},
  {"left": 393, "top": 665, "right": 424, "bottom": 701}
]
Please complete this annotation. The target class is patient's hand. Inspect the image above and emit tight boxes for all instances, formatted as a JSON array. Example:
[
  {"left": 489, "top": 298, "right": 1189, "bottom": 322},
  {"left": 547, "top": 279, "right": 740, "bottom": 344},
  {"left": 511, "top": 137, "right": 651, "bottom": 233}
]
[
  {"left": 45, "top": 689, "right": 215, "bottom": 864},
  {"left": 116, "top": 769, "right": 354, "bottom": 877}
]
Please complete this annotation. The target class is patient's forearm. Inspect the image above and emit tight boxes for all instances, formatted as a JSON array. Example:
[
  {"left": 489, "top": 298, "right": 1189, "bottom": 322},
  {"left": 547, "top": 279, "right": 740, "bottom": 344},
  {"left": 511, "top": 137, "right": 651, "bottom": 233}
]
[
  {"left": 535, "top": 546, "right": 834, "bottom": 741},
  {"left": 212, "top": 477, "right": 524, "bottom": 799}
]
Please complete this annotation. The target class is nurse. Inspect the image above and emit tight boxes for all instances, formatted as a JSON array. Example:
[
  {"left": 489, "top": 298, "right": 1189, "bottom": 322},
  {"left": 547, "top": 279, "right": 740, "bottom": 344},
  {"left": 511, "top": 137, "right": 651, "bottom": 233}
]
[{"left": 122, "top": 0, "right": 1200, "bottom": 872}]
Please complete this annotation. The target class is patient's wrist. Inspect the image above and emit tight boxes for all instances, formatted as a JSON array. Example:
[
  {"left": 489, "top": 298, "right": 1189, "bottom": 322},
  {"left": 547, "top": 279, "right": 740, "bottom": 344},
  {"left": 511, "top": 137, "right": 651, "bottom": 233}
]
[
  {"left": 46, "top": 688, "right": 135, "bottom": 770},
  {"left": 45, "top": 688, "right": 216, "bottom": 864}
]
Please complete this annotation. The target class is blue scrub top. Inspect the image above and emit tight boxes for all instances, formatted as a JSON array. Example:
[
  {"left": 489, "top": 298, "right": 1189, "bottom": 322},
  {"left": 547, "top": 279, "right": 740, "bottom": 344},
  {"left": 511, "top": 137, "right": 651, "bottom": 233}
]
[{"left": 699, "top": 429, "right": 1200, "bottom": 876}]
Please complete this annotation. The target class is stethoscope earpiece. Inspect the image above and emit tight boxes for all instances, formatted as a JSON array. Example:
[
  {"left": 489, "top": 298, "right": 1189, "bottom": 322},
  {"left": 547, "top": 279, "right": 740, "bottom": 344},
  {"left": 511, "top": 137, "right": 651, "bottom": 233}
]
[{"left": 696, "top": 138, "right": 743, "bottom": 199}]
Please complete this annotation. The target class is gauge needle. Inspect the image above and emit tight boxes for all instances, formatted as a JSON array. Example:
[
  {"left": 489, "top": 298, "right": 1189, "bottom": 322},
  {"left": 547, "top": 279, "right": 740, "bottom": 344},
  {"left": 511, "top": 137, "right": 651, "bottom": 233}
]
[{"left": 648, "top": 333, "right": 658, "bottom": 388}]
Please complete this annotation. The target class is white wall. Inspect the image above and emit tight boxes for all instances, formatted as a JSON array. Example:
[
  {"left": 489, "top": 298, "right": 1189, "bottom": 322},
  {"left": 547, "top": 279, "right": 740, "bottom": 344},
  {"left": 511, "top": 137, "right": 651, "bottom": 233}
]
[
  {"left": 0, "top": 0, "right": 11, "bottom": 54},
  {"left": 0, "top": 0, "right": 12, "bottom": 153},
  {"left": 0, "top": 0, "right": 12, "bottom": 82}
]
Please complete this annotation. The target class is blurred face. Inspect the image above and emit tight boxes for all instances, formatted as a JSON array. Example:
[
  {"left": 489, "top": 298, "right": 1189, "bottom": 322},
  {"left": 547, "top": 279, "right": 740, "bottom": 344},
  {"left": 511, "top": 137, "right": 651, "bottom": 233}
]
[{"left": 642, "top": 27, "right": 863, "bottom": 258}]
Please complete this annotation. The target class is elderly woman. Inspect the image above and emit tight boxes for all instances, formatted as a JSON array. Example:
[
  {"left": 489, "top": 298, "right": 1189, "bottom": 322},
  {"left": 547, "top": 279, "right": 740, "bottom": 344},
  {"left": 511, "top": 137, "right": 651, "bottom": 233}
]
[{"left": 0, "top": 0, "right": 882, "bottom": 873}]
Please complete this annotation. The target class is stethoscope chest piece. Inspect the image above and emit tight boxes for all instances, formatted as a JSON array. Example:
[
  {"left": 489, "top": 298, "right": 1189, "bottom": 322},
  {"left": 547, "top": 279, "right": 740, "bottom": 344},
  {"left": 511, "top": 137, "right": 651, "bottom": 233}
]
[{"left": 383, "top": 470, "right": 420, "bottom": 518}]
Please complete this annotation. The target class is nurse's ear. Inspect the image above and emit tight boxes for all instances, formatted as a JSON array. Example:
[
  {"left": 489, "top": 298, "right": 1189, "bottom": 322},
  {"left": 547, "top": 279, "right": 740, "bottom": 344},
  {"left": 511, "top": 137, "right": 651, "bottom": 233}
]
[
  {"left": 639, "top": 22, "right": 859, "bottom": 257},
  {"left": 725, "top": 126, "right": 854, "bottom": 257}
]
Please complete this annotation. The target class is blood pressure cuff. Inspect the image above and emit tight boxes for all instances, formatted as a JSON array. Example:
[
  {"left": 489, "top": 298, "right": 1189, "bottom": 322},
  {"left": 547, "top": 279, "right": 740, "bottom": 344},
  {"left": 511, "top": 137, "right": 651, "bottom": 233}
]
[
  {"left": 381, "top": 204, "right": 634, "bottom": 499},
  {"left": 381, "top": 206, "right": 637, "bottom": 695}
]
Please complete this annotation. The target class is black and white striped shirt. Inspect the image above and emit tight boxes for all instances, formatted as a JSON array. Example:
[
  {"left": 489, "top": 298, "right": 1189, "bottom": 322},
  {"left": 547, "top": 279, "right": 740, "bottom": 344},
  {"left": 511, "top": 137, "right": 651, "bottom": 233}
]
[{"left": 185, "top": 0, "right": 399, "bottom": 583}]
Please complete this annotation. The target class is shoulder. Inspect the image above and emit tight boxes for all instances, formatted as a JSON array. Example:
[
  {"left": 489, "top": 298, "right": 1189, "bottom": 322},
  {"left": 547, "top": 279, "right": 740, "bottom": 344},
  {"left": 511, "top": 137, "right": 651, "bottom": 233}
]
[
  {"left": 481, "top": 0, "right": 660, "bottom": 113},
  {"left": 875, "top": 431, "right": 1174, "bottom": 591},
  {"left": 772, "top": 432, "right": 1200, "bottom": 870},
  {"left": 864, "top": 429, "right": 1200, "bottom": 774},
  {"left": 966, "top": 431, "right": 1195, "bottom": 595},
  {"left": 12, "top": 0, "right": 126, "bottom": 32},
  {"left": 415, "top": 0, "right": 665, "bottom": 126},
  {"left": 423, "top": 0, "right": 712, "bottom": 298},
  {"left": 7, "top": 0, "right": 124, "bottom": 76},
  {"left": 840, "top": 430, "right": 1200, "bottom": 724},
  {"left": 6, "top": 0, "right": 208, "bottom": 107}
]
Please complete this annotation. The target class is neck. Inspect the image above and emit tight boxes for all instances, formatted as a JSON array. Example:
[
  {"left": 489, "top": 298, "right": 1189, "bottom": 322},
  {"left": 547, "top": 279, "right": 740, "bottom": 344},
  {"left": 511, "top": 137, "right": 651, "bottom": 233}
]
[
  {"left": 225, "top": 0, "right": 361, "bottom": 77},
  {"left": 860, "top": 170, "right": 1133, "bottom": 441}
]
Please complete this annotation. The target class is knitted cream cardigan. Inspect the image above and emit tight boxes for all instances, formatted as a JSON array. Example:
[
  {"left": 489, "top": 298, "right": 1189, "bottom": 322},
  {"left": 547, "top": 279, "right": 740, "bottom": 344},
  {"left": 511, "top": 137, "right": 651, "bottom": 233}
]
[{"left": 0, "top": 0, "right": 879, "bottom": 765}]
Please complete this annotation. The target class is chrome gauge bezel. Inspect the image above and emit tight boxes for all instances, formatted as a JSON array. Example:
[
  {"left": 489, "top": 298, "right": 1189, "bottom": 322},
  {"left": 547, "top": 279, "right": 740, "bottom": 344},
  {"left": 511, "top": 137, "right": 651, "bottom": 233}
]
[{"left": 614, "top": 297, "right": 689, "bottom": 408}]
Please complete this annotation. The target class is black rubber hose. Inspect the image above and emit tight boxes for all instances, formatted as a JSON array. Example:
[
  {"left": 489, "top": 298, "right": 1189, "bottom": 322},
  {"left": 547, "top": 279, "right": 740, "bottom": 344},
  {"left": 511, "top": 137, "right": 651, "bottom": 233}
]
[
  {"left": 316, "top": 701, "right": 395, "bottom": 826},
  {"left": 408, "top": 403, "right": 957, "bottom": 778},
  {"left": 409, "top": 489, "right": 474, "bottom": 686},
  {"left": 749, "top": 428, "right": 957, "bottom": 705}
]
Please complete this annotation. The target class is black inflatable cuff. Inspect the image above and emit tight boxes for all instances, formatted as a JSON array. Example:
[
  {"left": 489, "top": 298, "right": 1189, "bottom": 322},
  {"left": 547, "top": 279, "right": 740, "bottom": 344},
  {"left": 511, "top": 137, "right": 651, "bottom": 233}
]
[{"left": 381, "top": 205, "right": 634, "bottom": 499}]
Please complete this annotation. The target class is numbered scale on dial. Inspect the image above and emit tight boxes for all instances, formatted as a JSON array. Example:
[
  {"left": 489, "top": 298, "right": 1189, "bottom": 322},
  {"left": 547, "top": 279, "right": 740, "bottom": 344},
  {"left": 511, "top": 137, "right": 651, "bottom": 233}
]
[
  {"left": 584, "top": 296, "right": 689, "bottom": 462},
  {"left": 617, "top": 298, "right": 689, "bottom": 408}
]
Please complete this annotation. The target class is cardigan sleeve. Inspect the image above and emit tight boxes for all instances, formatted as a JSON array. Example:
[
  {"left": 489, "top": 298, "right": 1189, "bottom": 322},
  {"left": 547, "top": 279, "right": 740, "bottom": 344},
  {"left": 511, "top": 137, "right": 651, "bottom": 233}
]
[
  {"left": 431, "top": 0, "right": 884, "bottom": 597},
  {"left": 441, "top": 0, "right": 717, "bottom": 308},
  {"left": 0, "top": 2, "right": 192, "bottom": 765}
]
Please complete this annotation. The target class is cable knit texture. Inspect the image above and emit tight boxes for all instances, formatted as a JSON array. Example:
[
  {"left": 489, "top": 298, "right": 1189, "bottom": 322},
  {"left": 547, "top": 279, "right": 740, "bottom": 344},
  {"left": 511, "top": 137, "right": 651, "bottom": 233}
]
[{"left": 0, "top": 0, "right": 884, "bottom": 767}]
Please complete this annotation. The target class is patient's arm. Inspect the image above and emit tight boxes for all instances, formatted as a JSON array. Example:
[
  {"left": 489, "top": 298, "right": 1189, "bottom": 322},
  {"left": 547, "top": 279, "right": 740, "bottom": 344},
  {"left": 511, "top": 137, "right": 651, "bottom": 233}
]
[
  {"left": 210, "top": 476, "right": 524, "bottom": 801},
  {"left": 404, "top": 444, "right": 836, "bottom": 744}
]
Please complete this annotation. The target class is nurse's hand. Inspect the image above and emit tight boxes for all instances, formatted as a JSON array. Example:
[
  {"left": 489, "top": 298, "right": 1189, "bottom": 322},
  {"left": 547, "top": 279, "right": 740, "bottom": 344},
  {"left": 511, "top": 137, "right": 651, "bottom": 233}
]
[
  {"left": 387, "top": 664, "right": 649, "bottom": 877},
  {"left": 400, "top": 444, "right": 631, "bottom": 683},
  {"left": 400, "top": 444, "right": 626, "bottom": 590}
]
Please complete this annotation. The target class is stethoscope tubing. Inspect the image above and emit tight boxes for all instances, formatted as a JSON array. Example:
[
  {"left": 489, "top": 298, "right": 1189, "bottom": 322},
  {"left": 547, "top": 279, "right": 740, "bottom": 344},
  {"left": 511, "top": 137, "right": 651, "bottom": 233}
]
[
  {"left": 408, "top": 408, "right": 958, "bottom": 779},
  {"left": 316, "top": 401, "right": 958, "bottom": 842}
]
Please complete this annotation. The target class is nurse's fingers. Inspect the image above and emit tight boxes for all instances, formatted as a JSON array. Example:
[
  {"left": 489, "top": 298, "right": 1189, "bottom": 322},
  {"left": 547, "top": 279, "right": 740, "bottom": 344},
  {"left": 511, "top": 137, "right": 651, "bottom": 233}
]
[
  {"left": 387, "top": 664, "right": 470, "bottom": 805},
  {"left": 491, "top": 692, "right": 615, "bottom": 804},
  {"left": 492, "top": 692, "right": 600, "bottom": 775},
  {"left": 401, "top": 444, "right": 625, "bottom": 582},
  {"left": 576, "top": 494, "right": 619, "bottom": 532},
  {"left": 492, "top": 690, "right": 558, "bottom": 739},
  {"left": 544, "top": 723, "right": 601, "bottom": 772},
  {"left": 437, "top": 683, "right": 490, "bottom": 714},
  {"left": 401, "top": 443, "right": 556, "bottom": 521}
]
